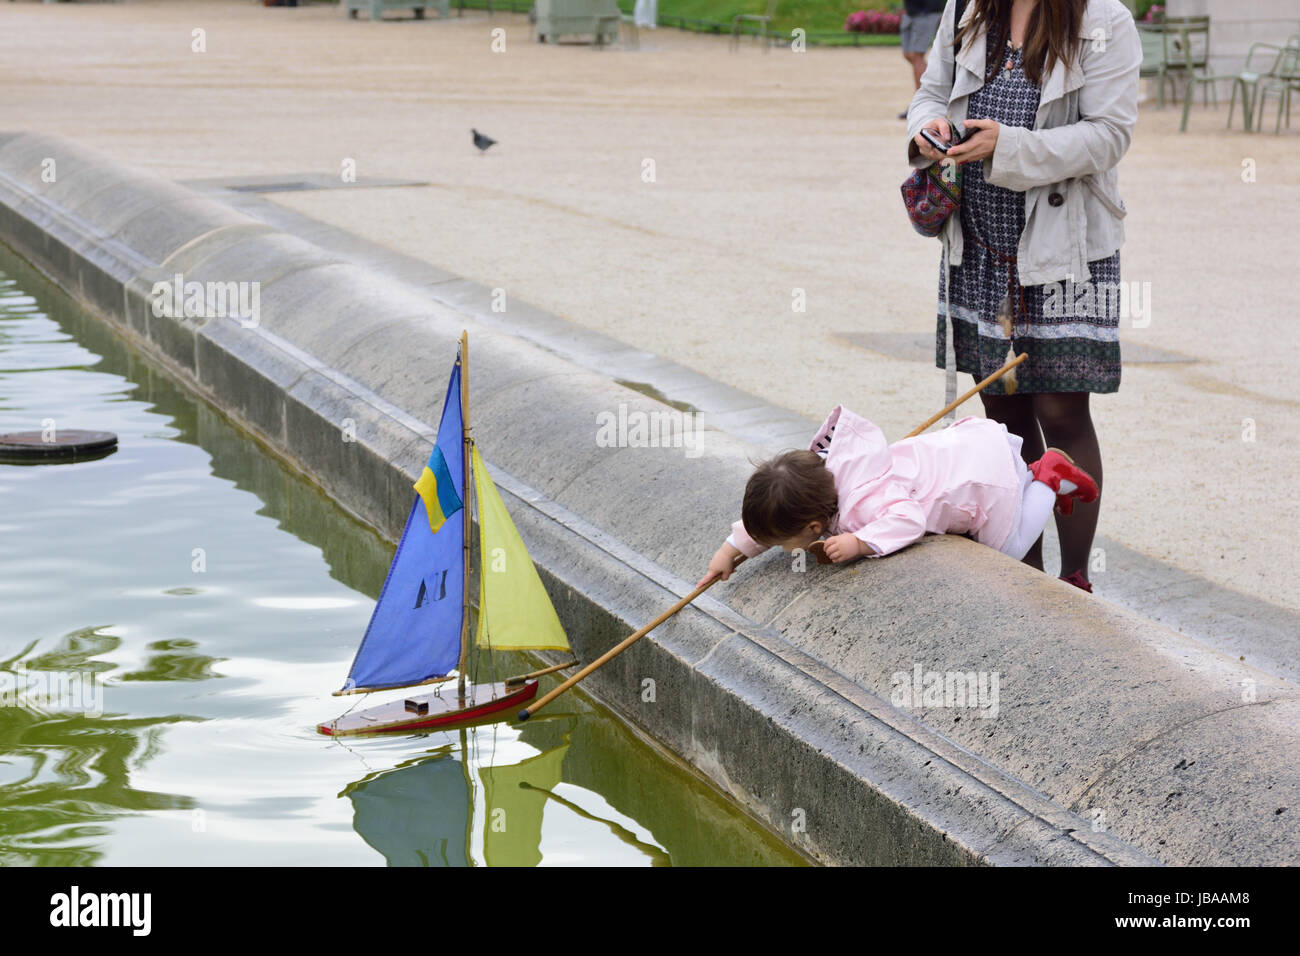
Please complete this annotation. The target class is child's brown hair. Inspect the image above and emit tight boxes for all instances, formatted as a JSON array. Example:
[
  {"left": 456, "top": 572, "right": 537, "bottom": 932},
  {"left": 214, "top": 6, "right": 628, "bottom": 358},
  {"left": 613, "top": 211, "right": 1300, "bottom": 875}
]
[{"left": 741, "top": 450, "right": 838, "bottom": 545}]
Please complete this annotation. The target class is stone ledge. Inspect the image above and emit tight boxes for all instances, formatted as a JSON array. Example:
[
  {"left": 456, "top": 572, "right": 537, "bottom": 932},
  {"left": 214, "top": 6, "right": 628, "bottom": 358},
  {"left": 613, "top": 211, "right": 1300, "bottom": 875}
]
[{"left": 2, "top": 131, "right": 1294, "bottom": 865}]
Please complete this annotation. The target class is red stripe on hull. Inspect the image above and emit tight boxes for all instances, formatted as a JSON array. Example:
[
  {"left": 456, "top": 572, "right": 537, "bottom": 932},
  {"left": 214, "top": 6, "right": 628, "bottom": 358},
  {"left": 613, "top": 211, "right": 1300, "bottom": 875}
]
[{"left": 318, "top": 680, "right": 538, "bottom": 736}]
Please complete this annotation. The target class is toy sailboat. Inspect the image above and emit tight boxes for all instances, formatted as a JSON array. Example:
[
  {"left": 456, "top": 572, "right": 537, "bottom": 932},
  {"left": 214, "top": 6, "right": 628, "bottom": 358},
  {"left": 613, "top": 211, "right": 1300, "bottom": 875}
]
[{"left": 318, "top": 331, "right": 575, "bottom": 736}]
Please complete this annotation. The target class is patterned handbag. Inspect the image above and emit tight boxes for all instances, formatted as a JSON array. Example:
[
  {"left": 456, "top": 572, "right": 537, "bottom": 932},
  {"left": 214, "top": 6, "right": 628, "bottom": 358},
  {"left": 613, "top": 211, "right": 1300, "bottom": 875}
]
[
  {"left": 901, "top": 0, "right": 969, "bottom": 239},
  {"left": 901, "top": 160, "right": 961, "bottom": 238}
]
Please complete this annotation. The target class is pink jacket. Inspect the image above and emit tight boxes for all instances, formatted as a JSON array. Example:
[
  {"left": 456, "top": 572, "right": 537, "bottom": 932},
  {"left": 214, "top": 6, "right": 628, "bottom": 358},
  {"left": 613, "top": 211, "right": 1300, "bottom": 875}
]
[{"left": 729, "top": 407, "right": 1023, "bottom": 558}]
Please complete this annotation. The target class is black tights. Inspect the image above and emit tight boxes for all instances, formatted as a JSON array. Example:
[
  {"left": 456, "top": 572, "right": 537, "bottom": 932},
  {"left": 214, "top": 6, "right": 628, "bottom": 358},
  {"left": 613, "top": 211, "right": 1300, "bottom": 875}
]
[{"left": 978, "top": 388, "right": 1102, "bottom": 580}]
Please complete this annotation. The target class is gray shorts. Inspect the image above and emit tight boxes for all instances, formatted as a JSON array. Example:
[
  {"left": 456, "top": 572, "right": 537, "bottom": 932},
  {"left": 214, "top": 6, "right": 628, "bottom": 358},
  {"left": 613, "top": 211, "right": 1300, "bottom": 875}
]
[{"left": 900, "top": 11, "right": 941, "bottom": 53}]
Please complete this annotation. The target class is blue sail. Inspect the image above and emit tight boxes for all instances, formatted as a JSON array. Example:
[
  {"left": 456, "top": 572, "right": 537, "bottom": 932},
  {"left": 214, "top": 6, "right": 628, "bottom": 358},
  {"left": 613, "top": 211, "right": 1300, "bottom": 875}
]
[
  {"left": 348, "top": 753, "right": 471, "bottom": 867},
  {"left": 340, "top": 360, "right": 465, "bottom": 693}
]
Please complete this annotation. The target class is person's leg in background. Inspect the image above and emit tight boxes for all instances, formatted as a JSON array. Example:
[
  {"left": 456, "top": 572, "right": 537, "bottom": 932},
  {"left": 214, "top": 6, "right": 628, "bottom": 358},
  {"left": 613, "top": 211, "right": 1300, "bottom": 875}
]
[
  {"left": 909, "top": 49, "right": 929, "bottom": 87},
  {"left": 904, "top": 48, "right": 927, "bottom": 88},
  {"left": 979, "top": 388, "right": 1046, "bottom": 570},
  {"left": 1031, "top": 391, "right": 1102, "bottom": 583},
  {"left": 899, "top": 11, "right": 940, "bottom": 118}
]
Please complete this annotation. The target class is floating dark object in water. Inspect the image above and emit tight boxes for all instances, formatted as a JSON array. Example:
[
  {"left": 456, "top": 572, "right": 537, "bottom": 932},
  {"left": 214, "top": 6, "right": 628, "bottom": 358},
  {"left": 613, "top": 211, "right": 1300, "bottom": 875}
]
[
  {"left": 471, "top": 128, "right": 497, "bottom": 153},
  {"left": 0, "top": 429, "right": 118, "bottom": 464}
]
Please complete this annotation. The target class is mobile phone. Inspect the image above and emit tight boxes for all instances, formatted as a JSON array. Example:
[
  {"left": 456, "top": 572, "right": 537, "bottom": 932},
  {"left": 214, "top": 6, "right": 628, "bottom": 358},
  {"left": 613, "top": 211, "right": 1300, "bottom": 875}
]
[
  {"left": 921, "top": 122, "right": 969, "bottom": 154},
  {"left": 920, "top": 128, "right": 953, "bottom": 153}
]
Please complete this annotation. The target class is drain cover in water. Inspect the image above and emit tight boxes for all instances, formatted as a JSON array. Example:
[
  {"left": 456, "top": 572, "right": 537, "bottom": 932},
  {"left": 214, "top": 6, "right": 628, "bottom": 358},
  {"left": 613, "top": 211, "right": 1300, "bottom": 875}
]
[{"left": 0, "top": 429, "right": 118, "bottom": 463}]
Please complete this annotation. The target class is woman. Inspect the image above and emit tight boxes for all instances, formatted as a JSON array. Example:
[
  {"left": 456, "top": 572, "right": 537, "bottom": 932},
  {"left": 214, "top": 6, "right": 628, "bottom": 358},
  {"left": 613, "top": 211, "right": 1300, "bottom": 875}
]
[{"left": 905, "top": 0, "right": 1140, "bottom": 592}]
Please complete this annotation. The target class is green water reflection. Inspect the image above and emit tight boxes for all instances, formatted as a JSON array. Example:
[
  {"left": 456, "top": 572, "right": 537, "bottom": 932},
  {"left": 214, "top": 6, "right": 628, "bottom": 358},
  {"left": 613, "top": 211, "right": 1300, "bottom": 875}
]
[{"left": 0, "top": 245, "right": 803, "bottom": 866}]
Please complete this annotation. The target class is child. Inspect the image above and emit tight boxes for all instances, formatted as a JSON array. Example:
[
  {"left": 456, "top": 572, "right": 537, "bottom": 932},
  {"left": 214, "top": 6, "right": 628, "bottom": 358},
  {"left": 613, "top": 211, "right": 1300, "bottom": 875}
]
[{"left": 701, "top": 405, "right": 1096, "bottom": 584}]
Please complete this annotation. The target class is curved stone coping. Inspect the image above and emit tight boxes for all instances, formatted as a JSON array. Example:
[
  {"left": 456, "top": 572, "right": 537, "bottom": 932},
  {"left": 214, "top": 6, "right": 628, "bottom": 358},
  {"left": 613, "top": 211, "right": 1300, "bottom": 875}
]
[{"left": 1, "top": 131, "right": 1295, "bottom": 866}]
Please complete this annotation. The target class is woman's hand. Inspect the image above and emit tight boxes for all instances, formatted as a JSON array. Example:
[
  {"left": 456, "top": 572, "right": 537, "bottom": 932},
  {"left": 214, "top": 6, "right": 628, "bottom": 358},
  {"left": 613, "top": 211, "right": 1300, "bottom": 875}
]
[
  {"left": 698, "top": 541, "right": 743, "bottom": 587},
  {"left": 912, "top": 117, "right": 953, "bottom": 164},
  {"left": 945, "top": 118, "right": 1000, "bottom": 164},
  {"left": 822, "top": 533, "right": 867, "bottom": 563}
]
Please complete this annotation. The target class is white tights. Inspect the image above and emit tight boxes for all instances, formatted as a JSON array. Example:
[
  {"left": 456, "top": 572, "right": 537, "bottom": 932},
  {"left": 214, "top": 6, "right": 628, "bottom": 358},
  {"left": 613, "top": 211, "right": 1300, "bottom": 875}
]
[{"left": 999, "top": 472, "right": 1078, "bottom": 561}]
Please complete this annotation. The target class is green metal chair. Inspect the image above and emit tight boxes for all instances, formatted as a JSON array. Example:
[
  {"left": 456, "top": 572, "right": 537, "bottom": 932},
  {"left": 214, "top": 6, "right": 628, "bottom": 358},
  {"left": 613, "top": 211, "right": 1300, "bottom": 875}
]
[
  {"left": 1137, "top": 22, "right": 1175, "bottom": 108},
  {"left": 1173, "top": 20, "right": 1243, "bottom": 131},
  {"left": 1252, "top": 44, "right": 1300, "bottom": 134},
  {"left": 1227, "top": 41, "right": 1297, "bottom": 132},
  {"left": 1161, "top": 15, "right": 1210, "bottom": 103},
  {"left": 730, "top": 0, "right": 779, "bottom": 52}
]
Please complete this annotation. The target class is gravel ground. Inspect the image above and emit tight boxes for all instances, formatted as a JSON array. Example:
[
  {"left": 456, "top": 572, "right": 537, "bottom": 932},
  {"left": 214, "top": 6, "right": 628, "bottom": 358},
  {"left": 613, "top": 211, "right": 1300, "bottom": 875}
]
[{"left": 4, "top": 0, "right": 1297, "bottom": 613}]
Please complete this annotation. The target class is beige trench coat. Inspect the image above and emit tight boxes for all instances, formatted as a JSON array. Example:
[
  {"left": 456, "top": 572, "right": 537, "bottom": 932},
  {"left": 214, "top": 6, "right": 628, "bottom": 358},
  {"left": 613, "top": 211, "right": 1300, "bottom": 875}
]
[{"left": 905, "top": 0, "right": 1142, "bottom": 286}]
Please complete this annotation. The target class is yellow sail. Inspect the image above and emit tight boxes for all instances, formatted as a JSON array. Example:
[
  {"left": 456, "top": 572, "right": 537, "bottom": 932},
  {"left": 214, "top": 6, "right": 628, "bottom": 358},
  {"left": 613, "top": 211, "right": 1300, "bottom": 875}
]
[
  {"left": 479, "top": 743, "right": 568, "bottom": 867},
  {"left": 472, "top": 444, "right": 570, "bottom": 652}
]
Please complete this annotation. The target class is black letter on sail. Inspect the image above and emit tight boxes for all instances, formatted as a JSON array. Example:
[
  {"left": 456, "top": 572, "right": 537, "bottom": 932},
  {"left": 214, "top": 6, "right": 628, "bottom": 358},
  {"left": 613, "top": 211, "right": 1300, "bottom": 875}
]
[{"left": 414, "top": 569, "right": 449, "bottom": 609}]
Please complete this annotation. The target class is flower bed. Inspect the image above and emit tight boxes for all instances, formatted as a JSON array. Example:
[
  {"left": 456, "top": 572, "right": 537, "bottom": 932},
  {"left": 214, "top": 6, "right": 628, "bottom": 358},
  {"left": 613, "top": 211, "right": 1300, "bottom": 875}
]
[{"left": 845, "top": 9, "right": 901, "bottom": 34}]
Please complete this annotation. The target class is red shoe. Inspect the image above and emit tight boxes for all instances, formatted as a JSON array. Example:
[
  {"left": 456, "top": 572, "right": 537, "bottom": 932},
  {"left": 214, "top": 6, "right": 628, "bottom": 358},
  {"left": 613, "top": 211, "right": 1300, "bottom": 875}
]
[
  {"left": 1060, "top": 569, "right": 1093, "bottom": 593},
  {"left": 1028, "top": 447, "right": 1098, "bottom": 516}
]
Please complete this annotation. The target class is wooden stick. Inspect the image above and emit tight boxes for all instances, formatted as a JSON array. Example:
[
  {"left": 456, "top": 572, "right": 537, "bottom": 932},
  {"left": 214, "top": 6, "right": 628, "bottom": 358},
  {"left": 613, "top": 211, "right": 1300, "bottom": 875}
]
[
  {"left": 518, "top": 556, "right": 745, "bottom": 720},
  {"left": 904, "top": 352, "right": 1027, "bottom": 438},
  {"left": 504, "top": 659, "right": 580, "bottom": 686},
  {"left": 519, "top": 354, "right": 1025, "bottom": 720}
]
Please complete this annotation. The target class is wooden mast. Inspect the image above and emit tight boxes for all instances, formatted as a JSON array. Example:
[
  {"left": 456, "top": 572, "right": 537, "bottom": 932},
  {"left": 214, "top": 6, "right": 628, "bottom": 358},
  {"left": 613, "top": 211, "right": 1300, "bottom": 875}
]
[
  {"left": 456, "top": 330, "right": 472, "bottom": 699},
  {"left": 460, "top": 726, "right": 474, "bottom": 863}
]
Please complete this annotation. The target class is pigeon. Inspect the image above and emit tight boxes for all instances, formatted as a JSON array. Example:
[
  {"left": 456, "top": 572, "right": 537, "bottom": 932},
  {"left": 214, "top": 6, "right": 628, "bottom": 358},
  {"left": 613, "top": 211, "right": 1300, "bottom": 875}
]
[{"left": 471, "top": 129, "right": 497, "bottom": 153}]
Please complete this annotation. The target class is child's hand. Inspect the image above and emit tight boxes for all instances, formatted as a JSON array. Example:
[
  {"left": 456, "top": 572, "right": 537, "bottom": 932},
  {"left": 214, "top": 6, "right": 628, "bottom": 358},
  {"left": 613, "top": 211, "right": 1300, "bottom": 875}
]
[
  {"left": 822, "top": 533, "right": 866, "bottom": 563},
  {"left": 698, "top": 541, "right": 743, "bottom": 587}
]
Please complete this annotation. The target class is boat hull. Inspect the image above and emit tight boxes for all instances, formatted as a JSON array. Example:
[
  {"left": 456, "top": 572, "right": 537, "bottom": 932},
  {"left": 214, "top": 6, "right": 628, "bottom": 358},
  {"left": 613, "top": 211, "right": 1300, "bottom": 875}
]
[{"left": 318, "top": 679, "right": 538, "bottom": 736}]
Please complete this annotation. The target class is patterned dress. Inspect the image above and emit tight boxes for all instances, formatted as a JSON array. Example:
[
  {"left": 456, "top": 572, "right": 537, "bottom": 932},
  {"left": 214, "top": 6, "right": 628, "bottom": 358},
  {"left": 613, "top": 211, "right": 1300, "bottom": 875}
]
[{"left": 937, "top": 38, "right": 1122, "bottom": 394}]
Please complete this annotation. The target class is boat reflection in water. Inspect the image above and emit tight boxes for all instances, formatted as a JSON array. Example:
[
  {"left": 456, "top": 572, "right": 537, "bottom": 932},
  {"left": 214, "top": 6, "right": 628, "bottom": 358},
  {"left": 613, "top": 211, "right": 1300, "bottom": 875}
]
[{"left": 343, "top": 713, "right": 669, "bottom": 867}]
